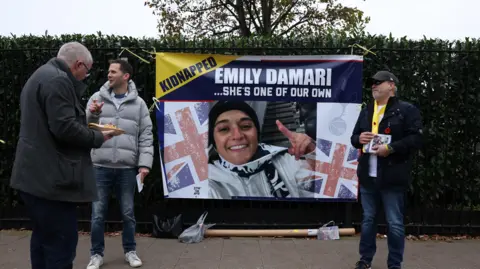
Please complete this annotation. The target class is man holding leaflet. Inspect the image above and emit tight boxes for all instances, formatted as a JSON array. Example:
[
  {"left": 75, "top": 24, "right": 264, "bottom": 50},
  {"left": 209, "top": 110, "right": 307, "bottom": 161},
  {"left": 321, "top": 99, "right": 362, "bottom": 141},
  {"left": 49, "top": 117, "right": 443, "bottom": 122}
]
[
  {"left": 85, "top": 59, "right": 153, "bottom": 269},
  {"left": 350, "top": 71, "right": 423, "bottom": 269}
]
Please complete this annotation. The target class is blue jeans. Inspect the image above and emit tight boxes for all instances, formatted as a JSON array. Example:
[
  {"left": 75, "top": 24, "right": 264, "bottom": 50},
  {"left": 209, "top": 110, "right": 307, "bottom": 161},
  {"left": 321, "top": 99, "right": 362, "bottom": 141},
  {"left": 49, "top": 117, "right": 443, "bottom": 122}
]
[
  {"left": 90, "top": 167, "right": 137, "bottom": 256},
  {"left": 20, "top": 191, "right": 78, "bottom": 269},
  {"left": 359, "top": 184, "right": 406, "bottom": 268}
]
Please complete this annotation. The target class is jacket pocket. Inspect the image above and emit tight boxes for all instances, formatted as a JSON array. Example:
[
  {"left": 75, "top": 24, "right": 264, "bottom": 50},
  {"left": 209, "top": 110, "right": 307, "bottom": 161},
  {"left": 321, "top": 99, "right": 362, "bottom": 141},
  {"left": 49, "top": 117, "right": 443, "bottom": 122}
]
[
  {"left": 382, "top": 160, "right": 411, "bottom": 188},
  {"left": 55, "top": 153, "right": 82, "bottom": 190},
  {"left": 128, "top": 135, "right": 138, "bottom": 160}
]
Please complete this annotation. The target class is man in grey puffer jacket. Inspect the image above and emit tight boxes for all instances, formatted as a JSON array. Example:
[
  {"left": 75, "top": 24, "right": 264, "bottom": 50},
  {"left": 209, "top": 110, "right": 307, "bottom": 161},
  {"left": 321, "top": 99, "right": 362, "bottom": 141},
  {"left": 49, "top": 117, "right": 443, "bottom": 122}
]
[{"left": 85, "top": 59, "right": 153, "bottom": 269}]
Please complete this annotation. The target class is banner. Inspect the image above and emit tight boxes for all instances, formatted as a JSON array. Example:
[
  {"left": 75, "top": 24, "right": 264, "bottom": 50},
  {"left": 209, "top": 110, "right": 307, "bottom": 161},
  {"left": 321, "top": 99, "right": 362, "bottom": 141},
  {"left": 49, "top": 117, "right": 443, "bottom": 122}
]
[{"left": 155, "top": 53, "right": 363, "bottom": 201}]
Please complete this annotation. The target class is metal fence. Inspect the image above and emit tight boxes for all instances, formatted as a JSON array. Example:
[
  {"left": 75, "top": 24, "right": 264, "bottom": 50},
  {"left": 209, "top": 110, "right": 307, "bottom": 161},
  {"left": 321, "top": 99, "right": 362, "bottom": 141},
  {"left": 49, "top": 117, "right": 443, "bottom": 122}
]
[{"left": 1, "top": 44, "right": 480, "bottom": 236}]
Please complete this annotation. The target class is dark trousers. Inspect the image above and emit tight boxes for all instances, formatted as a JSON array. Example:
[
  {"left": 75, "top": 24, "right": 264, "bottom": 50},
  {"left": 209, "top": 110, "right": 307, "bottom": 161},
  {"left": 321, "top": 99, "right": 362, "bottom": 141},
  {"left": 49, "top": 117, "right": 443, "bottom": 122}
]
[
  {"left": 359, "top": 183, "right": 406, "bottom": 268},
  {"left": 20, "top": 191, "right": 79, "bottom": 269}
]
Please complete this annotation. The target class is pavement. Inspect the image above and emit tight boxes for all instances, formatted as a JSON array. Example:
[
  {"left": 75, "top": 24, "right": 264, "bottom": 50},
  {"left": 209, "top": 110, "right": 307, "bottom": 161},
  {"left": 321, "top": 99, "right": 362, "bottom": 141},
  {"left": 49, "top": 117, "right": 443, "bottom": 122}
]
[{"left": 1, "top": 230, "right": 480, "bottom": 269}]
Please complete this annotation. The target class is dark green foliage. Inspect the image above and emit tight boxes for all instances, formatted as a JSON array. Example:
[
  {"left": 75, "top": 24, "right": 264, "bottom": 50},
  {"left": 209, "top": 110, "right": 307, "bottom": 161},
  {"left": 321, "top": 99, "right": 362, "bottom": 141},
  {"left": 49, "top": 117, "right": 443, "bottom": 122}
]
[{"left": 1, "top": 33, "right": 479, "bottom": 211}]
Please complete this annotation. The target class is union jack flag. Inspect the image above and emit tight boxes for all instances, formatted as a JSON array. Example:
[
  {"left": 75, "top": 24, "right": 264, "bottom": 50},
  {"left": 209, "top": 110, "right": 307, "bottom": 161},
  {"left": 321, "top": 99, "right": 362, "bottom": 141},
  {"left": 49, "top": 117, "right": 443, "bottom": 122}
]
[
  {"left": 313, "top": 138, "right": 359, "bottom": 199},
  {"left": 162, "top": 102, "right": 210, "bottom": 194}
]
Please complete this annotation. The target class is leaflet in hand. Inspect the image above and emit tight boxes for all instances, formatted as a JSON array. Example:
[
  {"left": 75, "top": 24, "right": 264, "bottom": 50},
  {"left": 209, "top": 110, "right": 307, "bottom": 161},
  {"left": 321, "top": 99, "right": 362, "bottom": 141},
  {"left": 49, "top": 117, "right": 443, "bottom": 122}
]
[
  {"left": 363, "top": 134, "right": 392, "bottom": 154},
  {"left": 136, "top": 173, "right": 144, "bottom": 193}
]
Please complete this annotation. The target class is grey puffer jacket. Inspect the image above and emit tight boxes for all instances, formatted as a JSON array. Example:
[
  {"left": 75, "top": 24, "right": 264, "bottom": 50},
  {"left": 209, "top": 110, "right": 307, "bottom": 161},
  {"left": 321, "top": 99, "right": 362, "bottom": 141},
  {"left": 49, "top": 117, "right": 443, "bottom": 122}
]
[{"left": 86, "top": 80, "right": 154, "bottom": 169}]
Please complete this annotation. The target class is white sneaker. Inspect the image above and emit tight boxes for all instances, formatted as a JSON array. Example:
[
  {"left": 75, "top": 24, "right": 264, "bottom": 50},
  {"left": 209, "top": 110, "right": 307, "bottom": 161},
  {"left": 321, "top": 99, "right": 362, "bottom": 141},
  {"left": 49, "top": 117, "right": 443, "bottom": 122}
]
[
  {"left": 86, "top": 254, "right": 104, "bottom": 269},
  {"left": 125, "top": 251, "right": 142, "bottom": 267}
]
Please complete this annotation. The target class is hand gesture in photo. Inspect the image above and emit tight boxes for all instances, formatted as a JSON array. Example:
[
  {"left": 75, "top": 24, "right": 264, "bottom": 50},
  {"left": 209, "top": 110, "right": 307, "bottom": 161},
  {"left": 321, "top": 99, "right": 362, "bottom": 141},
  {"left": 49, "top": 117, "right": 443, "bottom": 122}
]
[
  {"left": 276, "top": 120, "right": 315, "bottom": 160},
  {"left": 89, "top": 99, "right": 104, "bottom": 114}
]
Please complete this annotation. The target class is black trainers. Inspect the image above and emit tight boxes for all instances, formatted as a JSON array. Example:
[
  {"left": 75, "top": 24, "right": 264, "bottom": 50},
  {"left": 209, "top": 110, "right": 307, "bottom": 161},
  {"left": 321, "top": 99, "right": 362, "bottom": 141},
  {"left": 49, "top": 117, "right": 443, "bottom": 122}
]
[{"left": 354, "top": 260, "right": 371, "bottom": 269}]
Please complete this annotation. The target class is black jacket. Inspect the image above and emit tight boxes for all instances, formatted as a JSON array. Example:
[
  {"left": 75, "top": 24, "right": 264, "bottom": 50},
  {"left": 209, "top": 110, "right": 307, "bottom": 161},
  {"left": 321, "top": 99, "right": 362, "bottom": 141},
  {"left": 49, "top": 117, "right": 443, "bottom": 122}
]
[
  {"left": 350, "top": 96, "right": 423, "bottom": 189},
  {"left": 10, "top": 58, "right": 105, "bottom": 203}
]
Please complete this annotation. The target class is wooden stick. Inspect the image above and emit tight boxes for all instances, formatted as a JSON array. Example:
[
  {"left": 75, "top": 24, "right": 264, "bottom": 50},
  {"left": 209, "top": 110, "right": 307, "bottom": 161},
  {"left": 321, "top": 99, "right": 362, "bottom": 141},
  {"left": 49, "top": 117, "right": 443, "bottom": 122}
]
[{"left": 205, "top": 228, "right": 356, "bottom": 237}]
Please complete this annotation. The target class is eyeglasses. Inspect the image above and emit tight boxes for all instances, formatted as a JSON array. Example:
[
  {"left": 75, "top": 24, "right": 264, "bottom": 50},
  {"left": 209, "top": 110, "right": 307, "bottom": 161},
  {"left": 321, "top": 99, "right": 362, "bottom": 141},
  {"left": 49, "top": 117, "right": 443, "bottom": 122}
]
[
  {"left": 372, "top": 80, "right": 384, "bottom": 85},
  {"left": 81, "top": 62, "right": 91, "bottom": 77}
]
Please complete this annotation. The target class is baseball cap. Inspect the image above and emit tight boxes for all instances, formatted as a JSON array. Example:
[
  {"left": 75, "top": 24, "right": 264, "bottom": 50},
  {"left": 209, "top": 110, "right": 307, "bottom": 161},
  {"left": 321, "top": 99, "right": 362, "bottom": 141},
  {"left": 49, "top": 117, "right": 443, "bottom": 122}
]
[{"left": 371, "top": 70, "right": 399, "bottom": 84}]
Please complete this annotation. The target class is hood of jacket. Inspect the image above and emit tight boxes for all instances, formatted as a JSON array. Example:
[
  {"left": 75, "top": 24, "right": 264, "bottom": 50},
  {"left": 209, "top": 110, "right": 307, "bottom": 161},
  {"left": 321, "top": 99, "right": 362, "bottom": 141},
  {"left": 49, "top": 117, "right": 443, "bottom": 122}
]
[{"left": 98, "top": 79, "right": 139, "bottom": 103}]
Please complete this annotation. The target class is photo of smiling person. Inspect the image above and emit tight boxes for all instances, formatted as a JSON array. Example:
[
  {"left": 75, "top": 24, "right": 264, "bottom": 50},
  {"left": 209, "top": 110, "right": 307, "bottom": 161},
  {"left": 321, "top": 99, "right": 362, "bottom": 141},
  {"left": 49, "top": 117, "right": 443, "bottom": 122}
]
[{"left": 207, "top": 100, "right": 318, "bottom": 199}]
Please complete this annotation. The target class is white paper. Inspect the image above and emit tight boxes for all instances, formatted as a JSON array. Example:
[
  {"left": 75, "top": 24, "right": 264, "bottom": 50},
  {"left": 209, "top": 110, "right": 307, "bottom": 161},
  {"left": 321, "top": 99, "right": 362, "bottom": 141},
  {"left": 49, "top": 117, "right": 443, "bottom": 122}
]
[
  {"left": 363, "top": 134, "right": 392, "bottom": 153},
  {"left": 136, "top": 173, "right": 144, "bottom": 193}
]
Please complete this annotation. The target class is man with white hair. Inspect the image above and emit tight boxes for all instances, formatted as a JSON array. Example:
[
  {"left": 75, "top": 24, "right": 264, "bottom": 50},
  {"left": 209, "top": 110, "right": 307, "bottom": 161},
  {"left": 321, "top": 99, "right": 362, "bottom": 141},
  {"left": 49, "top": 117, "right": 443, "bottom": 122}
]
[{"left": 10, "top": 41, "right": 119, "bottom": 269}]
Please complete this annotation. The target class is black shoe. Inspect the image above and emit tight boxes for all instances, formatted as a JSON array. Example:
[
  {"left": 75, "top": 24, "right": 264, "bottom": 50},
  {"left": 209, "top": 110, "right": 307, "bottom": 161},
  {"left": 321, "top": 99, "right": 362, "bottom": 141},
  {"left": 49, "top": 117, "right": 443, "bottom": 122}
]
[
  {"left": 388, "top": 267, "right": 401, "bottom": 269},
  {"left": 355, "top": 260, "right": 371, "bottom": 269}
]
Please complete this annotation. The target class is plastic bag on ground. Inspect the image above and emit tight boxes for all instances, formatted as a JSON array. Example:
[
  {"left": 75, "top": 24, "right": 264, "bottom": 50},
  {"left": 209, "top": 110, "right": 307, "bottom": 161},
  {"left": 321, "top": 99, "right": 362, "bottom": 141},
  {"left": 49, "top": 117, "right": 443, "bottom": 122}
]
[
  {"left": 152, "top": 214, "right": 183, "bottom": 239},
  {"left": 317, "top": 220, "right": 340, "bottom": 240},
  {"left": 178, "top": 211, "right": 215, "bottom": 243}
]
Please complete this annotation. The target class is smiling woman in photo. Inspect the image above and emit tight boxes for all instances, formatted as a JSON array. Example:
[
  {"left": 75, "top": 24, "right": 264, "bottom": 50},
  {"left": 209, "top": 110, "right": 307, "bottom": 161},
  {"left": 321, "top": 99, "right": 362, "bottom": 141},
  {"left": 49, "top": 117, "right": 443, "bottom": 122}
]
[{"left": 207, "top": 100, "right": 319, "bottom": 199}]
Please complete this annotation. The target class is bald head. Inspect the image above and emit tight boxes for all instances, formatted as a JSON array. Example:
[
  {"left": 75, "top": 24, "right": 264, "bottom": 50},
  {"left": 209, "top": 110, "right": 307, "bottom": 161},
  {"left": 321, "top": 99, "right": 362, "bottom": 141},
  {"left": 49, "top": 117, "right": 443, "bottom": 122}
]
[{"left": 57, "top": 42, "right": 93, "bottom": 81}]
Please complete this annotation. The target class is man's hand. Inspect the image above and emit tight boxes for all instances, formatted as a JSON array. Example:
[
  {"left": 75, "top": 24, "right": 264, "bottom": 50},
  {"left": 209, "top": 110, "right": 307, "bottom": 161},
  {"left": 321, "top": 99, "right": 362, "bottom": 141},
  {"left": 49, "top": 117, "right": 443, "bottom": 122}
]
[
  {"left": 101, "top": 130, "right": 115, "bottom": 141},
  {"left": 276, "top": 120, "right": 315, "bottom": 160},
  {"left": 138, "top": 167, "right": 149, "bottom": 183},
  {"left": 372, "top": 144, "right": 390, "bottom": 157},
  {"left": 359, "top": 132, "right": 375, "bottom": 144},
  {"left": 89, "top": 99, "right": 104, "bottom": 114}
]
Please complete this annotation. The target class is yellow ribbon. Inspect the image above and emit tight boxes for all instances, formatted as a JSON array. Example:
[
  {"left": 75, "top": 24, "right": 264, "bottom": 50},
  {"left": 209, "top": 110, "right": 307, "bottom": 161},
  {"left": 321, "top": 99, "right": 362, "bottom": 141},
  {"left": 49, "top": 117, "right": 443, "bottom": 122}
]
[
  {"left": 149, "top": 97, "right": 161, "bottom": 113},
  {"left": 348, "top": 44, "right": 377, "bottom": 56},
  {"left": 118, "top": 47, "right": 152, "bottom": 64},
  {"left": 371, "top": 101, "right": 386, "bottom": 134},
  {"left": 362, "top": 101, "right": 386, "bottom": 153}
]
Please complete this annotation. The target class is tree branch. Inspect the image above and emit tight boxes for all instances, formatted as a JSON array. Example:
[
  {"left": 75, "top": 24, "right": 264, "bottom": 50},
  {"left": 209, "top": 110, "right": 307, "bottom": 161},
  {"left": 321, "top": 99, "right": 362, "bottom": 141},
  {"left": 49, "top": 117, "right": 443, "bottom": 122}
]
[
  {"left": 244, "top": 0, "right": 262, "bottom": 33},
  {"left": 218, "top": 0, "right": 239, "bottom": 20},
  {"left": 278, "top": 13, "right": 310, "bottom": 36},
  {"left": 185, "top": 3, "right": 223, "bottom": 13},
  {"left": 234, "top": 0, "right": 251, "bottom": 36},
  {"left": 260, "top": 0, "right": 271, "bottom": 34},
  {"left": 271, "top": 0, "right": 300, "bottom": 32},
  {"left": 212, "top": 25, "right": 240, "bottom": 36}
]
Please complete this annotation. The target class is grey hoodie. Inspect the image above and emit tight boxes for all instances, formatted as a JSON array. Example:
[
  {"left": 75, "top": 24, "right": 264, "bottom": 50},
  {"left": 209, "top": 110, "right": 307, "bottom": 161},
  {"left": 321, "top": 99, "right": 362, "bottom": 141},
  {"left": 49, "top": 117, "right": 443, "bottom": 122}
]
[{"left": 86, "top": 80, "right": 154, "bottom": 169}]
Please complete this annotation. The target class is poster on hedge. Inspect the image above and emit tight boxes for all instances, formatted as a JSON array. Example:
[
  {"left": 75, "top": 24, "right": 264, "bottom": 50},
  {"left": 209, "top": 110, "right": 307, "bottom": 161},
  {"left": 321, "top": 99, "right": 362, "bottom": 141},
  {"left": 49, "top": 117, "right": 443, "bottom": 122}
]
[{"left": 154, "top": 52, "right": 363, "bottom": 201}]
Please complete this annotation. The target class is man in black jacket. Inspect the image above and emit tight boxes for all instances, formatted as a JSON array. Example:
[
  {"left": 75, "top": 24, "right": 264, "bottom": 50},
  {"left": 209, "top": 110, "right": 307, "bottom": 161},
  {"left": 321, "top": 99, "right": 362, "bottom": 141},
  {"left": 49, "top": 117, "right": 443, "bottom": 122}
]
[
  {"left": 350, "top": 71, "right": 423, "bottom": 269},
  {"left": 10, "top": 42, "right": 118, "bottom": 269}
]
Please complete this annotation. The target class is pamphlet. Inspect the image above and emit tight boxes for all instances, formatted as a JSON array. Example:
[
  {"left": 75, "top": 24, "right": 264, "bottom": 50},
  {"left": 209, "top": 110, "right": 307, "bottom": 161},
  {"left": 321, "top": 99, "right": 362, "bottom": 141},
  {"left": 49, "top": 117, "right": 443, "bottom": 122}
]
[
  {"left": 136, "top": 173, "right": 144, "bottom": 193},
  {"left": 363, "top": 134, "right": 392, "bottom": 154}
]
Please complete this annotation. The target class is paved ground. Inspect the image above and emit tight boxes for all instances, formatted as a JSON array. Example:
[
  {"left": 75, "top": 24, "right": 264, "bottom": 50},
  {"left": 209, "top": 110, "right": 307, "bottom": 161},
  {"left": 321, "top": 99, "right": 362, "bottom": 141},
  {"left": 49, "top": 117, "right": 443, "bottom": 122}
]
[{"left": 1, "top": 230, "right": 479, "bottom": 269}]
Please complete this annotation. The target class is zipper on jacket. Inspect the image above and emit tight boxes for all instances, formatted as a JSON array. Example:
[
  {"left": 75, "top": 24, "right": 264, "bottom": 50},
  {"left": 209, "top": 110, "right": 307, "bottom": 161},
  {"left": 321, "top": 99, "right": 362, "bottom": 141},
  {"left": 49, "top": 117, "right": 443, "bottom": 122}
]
[
  {"left": 113, "top": 109, "right": 119, "bottom": 163},
  {"left": 103, "top": 91, "right": 134, "bottom": 164}
]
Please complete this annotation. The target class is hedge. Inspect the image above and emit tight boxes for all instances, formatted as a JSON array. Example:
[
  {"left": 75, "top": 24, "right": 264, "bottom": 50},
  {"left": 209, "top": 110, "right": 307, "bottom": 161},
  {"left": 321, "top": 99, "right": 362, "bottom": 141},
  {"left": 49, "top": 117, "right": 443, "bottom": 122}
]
[{"left": 1, "top": 33, "right": 480, "bottom": 211}]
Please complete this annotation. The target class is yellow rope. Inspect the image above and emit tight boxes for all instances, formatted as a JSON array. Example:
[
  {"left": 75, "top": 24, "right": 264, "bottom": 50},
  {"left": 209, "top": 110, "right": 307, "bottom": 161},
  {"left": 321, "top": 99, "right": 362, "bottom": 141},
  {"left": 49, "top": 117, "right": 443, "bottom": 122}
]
[
  {"left": 348, "top": 43, "right": 377, "bottom": 56},
  {"left": 118, "top": 47, "right": 152, "bottom": 64}
]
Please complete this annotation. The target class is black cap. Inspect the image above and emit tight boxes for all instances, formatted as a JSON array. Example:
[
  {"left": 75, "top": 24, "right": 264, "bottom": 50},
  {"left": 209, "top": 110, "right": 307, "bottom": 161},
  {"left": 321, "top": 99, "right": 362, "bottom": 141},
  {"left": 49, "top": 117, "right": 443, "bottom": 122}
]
[
  {"left": 372, "top": 71, "right": 399, "bottom": 84},
  {"left": 208, "top": 101, "right": 261, "bottom": 148}
]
